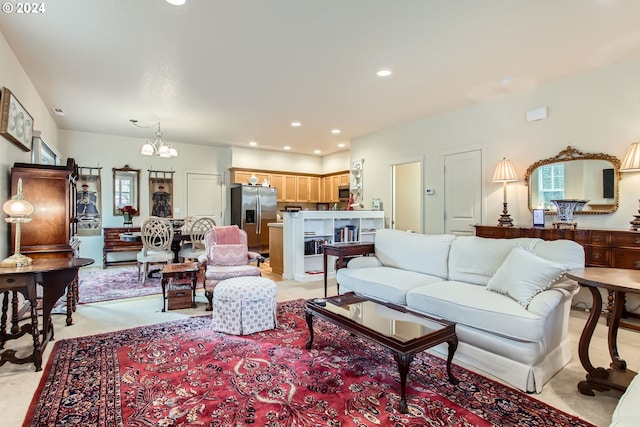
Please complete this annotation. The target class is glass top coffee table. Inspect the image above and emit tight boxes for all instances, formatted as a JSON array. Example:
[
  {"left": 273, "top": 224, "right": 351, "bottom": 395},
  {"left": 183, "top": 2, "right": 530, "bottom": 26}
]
[{"left": 305, "top": 292, "right": 458, "bottom": 413}]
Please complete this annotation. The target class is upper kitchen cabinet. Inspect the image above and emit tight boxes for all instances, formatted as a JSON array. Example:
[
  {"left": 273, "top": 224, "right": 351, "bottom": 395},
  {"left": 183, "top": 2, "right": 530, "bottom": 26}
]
[
  {"left": 296, "top": 176, "right": 321, "bottom": 203},
  {"left": 270, "top": 173, "right": 297, "bottom": 202},
  {"left": 229, "top": 169, "right": 270, "bottom": 186}
]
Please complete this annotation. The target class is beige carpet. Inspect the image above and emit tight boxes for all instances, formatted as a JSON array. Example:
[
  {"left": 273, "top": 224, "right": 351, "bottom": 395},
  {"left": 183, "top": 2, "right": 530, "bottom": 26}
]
[{"left": 1, "top": 268, "right": 638, "bottom": 427}]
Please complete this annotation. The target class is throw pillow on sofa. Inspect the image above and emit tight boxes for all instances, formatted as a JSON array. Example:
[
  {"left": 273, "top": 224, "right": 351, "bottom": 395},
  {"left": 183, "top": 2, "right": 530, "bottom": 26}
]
[{"left": 486, "top": 246, "right": 569, "bottom": 309}]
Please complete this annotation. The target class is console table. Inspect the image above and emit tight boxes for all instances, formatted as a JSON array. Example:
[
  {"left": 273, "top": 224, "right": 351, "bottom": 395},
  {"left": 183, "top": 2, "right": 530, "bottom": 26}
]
[
  {"left": 0, "top": 257, "right": 94, "bottom": 371},
  {"left": 475, "top": 225, "right": 640, "bottom": 330},
  {"left": 566, "top": 268, "right": 640, "bottom": 396},
  {"left": 322, "top": 242, "right": 374, "bottom": 297}
]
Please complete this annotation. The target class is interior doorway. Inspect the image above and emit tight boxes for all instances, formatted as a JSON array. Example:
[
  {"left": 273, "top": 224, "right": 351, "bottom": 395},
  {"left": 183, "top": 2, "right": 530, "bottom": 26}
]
[
  {"left": 186, "top": 173, "right": 223, "bottom": 223},
  {"left": 392, "top": 160, "right": 422, "bottom": 233}
]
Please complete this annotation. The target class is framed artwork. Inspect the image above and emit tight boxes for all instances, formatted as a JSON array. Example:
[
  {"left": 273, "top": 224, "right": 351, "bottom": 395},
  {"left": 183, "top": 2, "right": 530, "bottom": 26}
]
[
  {"left": 149, "top": 170, "right": 175, "bottom": 218},
  {"left": 0, "top": 87, "right": 33, "bottom": 152},
  {"left": 77, "top": 167, "right": 103, "bottom": 236},
  {"left": 533, "top": 208, "right": 545, "bottom": 227}
]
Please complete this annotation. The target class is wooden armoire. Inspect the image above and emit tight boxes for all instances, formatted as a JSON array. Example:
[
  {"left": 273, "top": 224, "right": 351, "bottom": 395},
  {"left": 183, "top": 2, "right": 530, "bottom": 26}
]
[{"left": 9, "top": 159, "right": 79, "bottom": 259}]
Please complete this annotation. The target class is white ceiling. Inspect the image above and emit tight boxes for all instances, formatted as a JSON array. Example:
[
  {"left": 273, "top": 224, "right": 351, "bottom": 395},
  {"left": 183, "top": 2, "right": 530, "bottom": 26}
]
[{"left": 1, "top": 0, "right": 640, "bottom": 156}]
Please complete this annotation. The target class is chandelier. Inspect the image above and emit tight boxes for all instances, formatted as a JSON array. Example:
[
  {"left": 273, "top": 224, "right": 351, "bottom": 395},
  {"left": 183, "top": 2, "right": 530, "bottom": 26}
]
[{"left": 131, "top": 120, "right": 178, "bottom": 158}]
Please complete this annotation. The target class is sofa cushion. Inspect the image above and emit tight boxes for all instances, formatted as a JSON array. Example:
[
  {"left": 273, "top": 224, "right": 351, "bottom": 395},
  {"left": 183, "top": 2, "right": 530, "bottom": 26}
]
[
  {"left": 448, "top": 236, "right": 542, "bottom": 285},
  {"left": 374, "top": 229, "right": 455, "bottom": 279},
  {"left": 611, "top": 370, "right": 640, "bottom": 426},
  {"left": 406, "top": 281, "right": 553, "bottom": 342},
  {"left": 337, "top": 266, "right": 444, "bottom": 305},
  {"left": 486, "top": 246, "right": 569, "bottom": 309}
]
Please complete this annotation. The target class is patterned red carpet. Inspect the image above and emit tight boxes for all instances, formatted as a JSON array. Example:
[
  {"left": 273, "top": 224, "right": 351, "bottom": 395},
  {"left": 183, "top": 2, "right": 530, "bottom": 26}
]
[
  {"left": 24, "top": 300, "right": 594, "bottom": 426},
  {"left": 77, "top": 267, "right": 161, "bottom": 304}
]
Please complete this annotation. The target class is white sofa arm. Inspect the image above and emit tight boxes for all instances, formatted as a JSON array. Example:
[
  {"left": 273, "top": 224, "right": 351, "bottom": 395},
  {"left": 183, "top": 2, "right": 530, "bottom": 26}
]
[
  {"left": 346, "top": 256, "right": 383, "bottom": 269},
  {"left": 611, "top": 372, "right": 640, "bottom": 426}
]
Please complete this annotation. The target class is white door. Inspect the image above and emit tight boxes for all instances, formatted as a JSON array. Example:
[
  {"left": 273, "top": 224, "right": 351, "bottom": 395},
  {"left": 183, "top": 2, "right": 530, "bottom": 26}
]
[
  {"left": 392, "top": 161, "right": 422, "bottom": 232},
  {"left": 444, "top": 149, "right": 482, "bottom": 235},
  {"left": 186, "top": 173, "right": 223, "bottom": 223}
]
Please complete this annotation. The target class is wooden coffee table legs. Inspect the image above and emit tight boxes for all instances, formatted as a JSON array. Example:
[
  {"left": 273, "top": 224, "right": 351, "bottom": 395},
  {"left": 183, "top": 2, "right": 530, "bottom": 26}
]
[{"left": 306, "top": 309, "right": 458, "bottom": 414}]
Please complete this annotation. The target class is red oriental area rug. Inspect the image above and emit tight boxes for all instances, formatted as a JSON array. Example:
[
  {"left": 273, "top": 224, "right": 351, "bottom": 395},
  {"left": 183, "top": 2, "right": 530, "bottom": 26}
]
[
  {"left": 77, "top": 266, "right": 161, "bottom": 304},
  {"left": 24, "top": 299, "right": 594, "bottom": 427}
]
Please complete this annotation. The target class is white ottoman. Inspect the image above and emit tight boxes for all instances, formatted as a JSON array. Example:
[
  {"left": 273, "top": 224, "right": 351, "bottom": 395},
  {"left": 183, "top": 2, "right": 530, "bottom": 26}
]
[{"left": 211, "top": 276, "right": 277, "bottom": 335}]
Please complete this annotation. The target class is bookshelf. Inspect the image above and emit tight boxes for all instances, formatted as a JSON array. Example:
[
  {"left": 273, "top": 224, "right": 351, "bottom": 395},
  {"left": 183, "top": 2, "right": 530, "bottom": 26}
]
[{"left": 282, "top": 210, "right": 384, "bottom": 282}]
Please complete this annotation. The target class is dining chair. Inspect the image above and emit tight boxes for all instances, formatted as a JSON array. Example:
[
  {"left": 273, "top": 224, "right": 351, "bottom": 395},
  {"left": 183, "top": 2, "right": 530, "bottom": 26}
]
[
  {"left": 136, "top": 216, "right": 174, "bottom": 285},
  {"left": 178, "top": 217, "right": 216, "bottom": 262}
]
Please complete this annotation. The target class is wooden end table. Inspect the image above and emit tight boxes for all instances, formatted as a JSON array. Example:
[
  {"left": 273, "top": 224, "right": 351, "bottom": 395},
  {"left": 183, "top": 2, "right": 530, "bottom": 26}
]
[
  {"left": 161, "top": 262, "right": 198, "bottom": 312},
  {"left": 566, "top": 267, "right": 640, "bottom": 396},
  {"left": 322, "top": 242, "right": 374, "bottom": 297},
  {"left": 306, "top": 292, "right": 458, "bottom": 413}
]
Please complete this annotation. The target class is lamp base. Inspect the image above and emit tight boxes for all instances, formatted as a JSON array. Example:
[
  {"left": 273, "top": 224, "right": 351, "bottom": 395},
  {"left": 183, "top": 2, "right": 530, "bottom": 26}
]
[
  {"left": 0, "top": 253, "right": 33, "bottom": 268},
  {"left": 497, "top": 202, "right": 513, "bottom": 227}
]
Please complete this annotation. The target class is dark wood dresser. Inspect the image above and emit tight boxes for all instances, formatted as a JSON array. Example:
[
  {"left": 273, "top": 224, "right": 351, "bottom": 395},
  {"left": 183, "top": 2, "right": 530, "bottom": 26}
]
[
  {"left": 474, "top": 225, "right": 640, "bottom": 269},
  {"left": 103, "top": 227, "right": 142, "bottom": 268}
]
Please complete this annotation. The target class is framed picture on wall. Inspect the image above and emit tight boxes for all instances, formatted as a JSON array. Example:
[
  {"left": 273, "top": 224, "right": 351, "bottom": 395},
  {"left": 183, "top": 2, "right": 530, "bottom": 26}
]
[
  {"left": 0, "top": 87, "right": 33, "bottom": 152},
  {"left": 533, "top": 208, "right": 545, "bottom": 227}
]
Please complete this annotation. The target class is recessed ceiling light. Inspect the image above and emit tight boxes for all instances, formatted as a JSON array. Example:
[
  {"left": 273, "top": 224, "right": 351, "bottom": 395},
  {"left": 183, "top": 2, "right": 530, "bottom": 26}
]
[
  {"left": 166, "top": 0, "right": 186, "bottom": 5},
  {"left": 314, "top": 149, "right": 321, "bottom": 154},
  {"left": 52, "top": 107, "right": 65, "bottom": 116},
  {"left": 331, "top": 129, "right": 341, "bottom": 134},
  {"left": 249, "top": 141, "right": 258, "bottom": 147},
  {"left": 500, "top": 76, "right": 513, "bottom": 85},
  {"left": 338, "top": 143, "right": 346, "bottom": 148},
  {"left": 283, "top": 146, "right": 291, "bottom": 150},
  {"left": 291, "top": 121, "right": 301, "bottom": 127},
  {"left": 376, "top": 68, "right": 392, "bottom": 77}
]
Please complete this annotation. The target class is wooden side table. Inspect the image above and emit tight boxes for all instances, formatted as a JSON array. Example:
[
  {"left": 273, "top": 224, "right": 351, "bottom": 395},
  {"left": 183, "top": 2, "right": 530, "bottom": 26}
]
[
  {"left": 566, "top": 267, "right": 640, "bottom": 396},
  {"left": 322, "top": 242, "right": 375, "bottom": 297},
  {"left": 161, "top": 262, "right": 198, "bottom": 312}
]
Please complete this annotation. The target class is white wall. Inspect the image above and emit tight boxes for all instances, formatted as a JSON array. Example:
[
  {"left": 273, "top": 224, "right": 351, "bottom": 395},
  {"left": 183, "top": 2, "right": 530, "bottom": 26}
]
[
  {"left": 351, "top": 55, "right": 640, "bottom": 234},
  {"left": 0, "top": 31, "right": 61, "bottom": 259}
]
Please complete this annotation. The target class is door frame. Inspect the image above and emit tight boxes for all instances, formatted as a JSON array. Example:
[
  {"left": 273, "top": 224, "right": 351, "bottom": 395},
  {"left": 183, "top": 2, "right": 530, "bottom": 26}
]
[{"left": 390, "top": 156, "right": 424, "bottom": 233}]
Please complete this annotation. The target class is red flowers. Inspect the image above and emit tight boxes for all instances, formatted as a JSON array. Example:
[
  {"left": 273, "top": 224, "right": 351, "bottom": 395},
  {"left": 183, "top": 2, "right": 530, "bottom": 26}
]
[{"left": 119, "top": 205, "right": 138, "bottom": 216}]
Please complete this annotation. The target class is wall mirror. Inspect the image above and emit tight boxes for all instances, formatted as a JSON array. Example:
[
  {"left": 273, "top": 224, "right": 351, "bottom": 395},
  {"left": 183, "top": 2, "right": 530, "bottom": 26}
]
[
  {"left": 524, "top": 146, "right": 621, "bottom": 215},
  {"left": 113, "top": 165, "right": 140, "bottom": 215}
]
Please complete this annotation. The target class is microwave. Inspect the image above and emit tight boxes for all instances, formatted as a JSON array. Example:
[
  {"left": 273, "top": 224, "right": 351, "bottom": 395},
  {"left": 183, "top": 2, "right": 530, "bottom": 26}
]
[{"left": 338, "top": 185, "right": 350, "bottom": 201}]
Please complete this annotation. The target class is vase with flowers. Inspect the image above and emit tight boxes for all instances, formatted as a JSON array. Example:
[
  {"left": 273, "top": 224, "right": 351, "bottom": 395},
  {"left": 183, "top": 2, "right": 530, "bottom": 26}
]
[{"left": 119, "top": 205, "right": 138, "bottom": 228}]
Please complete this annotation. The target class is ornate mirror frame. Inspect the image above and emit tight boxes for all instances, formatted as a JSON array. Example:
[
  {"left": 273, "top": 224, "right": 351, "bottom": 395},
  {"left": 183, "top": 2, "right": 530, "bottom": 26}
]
[
  {"left": 112, "top": 165, "right": 141, "bottom": 215},
  {"left": 524, "top": 146, "right": 621, "bottom": 215}
]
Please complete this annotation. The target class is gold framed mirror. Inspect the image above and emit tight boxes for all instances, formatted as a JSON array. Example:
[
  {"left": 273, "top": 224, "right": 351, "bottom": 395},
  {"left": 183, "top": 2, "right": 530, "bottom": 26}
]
[
  {"left": 524, "top": 146, "right": 621, "bottom": 215},
  {"left": 113, "top": 165, "right": 140, "bottom": 215}
]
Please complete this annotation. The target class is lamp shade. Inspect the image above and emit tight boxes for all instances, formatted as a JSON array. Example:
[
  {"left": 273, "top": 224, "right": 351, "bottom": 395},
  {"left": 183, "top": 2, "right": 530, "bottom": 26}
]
[
  {"left": 141, "top": 142, "right": 155, "bottom": 156},
  {"left": 3, "top": 198, "right": 34, "bottom": 217},
  {"left": 621, "top": 142, "right": 640, "bottom": 171},
  {"left": 492, "top": 158, "right": 518, "bottom": 182}
]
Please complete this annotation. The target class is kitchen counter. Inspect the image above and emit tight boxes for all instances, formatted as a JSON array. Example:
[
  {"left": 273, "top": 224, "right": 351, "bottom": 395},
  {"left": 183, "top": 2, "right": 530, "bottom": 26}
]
[{"left": 268, "top": 223, "right": 284, "bottom": 276}]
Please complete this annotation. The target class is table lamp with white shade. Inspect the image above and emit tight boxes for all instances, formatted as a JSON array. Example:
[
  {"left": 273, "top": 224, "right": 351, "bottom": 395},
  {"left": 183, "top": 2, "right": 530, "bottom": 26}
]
[
  {"left": 620, "top": 142, "right": 640, "bottom": 230},
  {"left": 1, "top": 178, "right": 34, "bottom": 267},
  {"left": 492, "top": 158, "right": 518, "bottom": 227}
]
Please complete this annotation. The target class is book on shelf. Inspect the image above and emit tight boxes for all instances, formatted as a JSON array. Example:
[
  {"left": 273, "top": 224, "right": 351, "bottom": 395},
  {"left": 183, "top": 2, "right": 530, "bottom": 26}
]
[
  {"left": 334, "top": 225, "right": 358, "bottom": 242},
  {"left": 304, "top": 238, "right": 328, "bottom": 255}
]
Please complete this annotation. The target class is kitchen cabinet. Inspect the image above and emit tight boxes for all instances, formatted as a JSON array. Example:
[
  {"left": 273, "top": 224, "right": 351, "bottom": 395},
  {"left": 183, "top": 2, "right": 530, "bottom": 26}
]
[
  {"left": 270, "top": 173, "right": 297, "bottom": 202},
  {"left": 296, "top": 176, "right": 321, "bottom": 202},
  {"left": 322, "top": 173, "right": 349, "bottom": 202},
  {"left": 230, "top": 170, "right": 270, "bottom": 185}
]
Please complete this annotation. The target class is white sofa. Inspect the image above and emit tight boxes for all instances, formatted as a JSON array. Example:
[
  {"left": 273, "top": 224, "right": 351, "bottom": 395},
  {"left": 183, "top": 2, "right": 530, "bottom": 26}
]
[
  {"left": 336, "top": 229, "right": 585, "bottom": 393},
  {"left": 610, "top": 373, "right": 640, "bottom": 426}
]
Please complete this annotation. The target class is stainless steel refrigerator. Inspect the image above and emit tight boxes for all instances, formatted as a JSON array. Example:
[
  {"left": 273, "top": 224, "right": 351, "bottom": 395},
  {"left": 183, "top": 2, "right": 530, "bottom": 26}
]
[{"left": 230, "top": 185, "right": 277, "bottom": 254}]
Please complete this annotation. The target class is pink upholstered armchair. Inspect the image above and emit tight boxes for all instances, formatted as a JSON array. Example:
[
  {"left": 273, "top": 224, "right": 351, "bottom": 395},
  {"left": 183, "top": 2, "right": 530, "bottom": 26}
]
[{"left": 199, "top": 225, "right": 264, "bottom": 310}]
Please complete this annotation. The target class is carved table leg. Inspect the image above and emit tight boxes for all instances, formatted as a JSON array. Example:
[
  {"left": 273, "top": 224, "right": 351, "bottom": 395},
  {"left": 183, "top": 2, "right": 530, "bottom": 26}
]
[
  {"left": 609, "top": 291, "right": 627, "bottom": 370},
  {"left": 305, "top": 309, "right": 314, "bottom": 350},
  {"left": 446, "top": 338, "right": 459, "bottom": 384},
  {"left": 578, "top": 286, "right": 609, "bottom": 396},
  {"left": 393, "top": 352, "right": 415, "bottom": 414},
  {"left": 0, "top": 292, "right": 7, "bottom": 348},
  {"left": 11, "top": 290, "right": 20, "bottom": 334}
]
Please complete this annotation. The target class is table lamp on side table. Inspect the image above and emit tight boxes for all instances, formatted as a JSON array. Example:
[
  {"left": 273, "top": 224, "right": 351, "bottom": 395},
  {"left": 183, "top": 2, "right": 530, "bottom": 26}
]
[
  {"left": 1, "top": 178, "right": 34, "bottom": 267},
  {"left": 621, "top": 142, "right": 640, "bottom": 230},
  {"left": 492, "top": 157, "right": 518, "bottom": 227}
]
